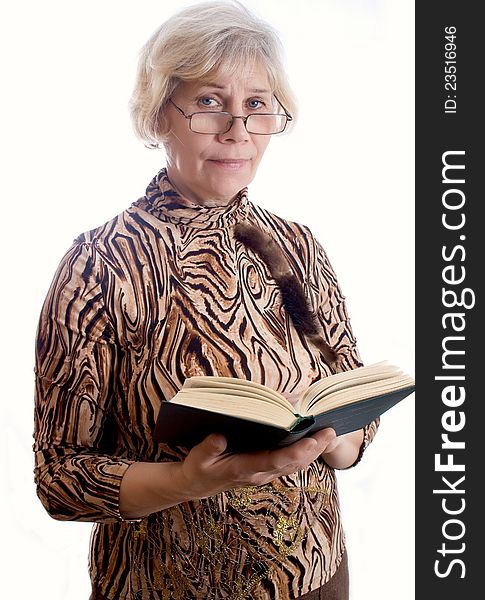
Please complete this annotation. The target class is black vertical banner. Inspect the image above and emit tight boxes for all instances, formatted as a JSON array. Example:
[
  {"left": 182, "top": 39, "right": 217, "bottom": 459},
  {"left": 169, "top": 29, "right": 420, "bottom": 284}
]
[{"left": 416, "top": 3, "right": 481, "bottom": 598}]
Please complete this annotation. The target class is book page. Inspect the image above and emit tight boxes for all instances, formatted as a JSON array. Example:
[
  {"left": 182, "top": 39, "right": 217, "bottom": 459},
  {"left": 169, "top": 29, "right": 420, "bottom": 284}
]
[
  {"left": 299, "top": 362, "right": 401, "bottom": 413},
  {"left": 306, "top": 375, "right": 415, "bottom": 414},
  {"left": 301, "top": 372, "right": 402, "bottom": 413},
  {"left": 181, "top": 376, "right": 295, "bottom": 410},
  {"left": 170, "top": 389, "right": 298, "bottom": 429}
]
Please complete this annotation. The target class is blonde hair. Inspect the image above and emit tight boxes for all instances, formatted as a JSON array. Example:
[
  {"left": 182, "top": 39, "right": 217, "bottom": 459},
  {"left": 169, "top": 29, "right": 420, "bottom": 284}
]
[{"left": 129, "top": 0, "right": 297, "bottom": 148}]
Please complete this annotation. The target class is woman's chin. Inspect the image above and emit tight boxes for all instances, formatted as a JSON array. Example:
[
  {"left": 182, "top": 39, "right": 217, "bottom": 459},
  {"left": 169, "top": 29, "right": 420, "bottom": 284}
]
[{"left": 203, "top": 171, "right": 253, "bottom": 203}]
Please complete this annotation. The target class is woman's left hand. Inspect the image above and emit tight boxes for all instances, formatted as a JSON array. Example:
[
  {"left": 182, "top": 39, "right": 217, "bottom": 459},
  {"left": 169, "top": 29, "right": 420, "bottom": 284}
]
[{"left": 320, "top": 429, "right": 365, "bottom": 469}]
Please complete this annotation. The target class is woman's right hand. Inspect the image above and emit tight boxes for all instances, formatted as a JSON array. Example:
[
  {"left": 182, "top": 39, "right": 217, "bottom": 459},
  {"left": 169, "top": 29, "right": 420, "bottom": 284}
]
[
  {"left": 120, "top": 429, "right": 337, "bottom": 519},
  {"left": 176, "top": 429, "right": 337, "bottom": 500}
]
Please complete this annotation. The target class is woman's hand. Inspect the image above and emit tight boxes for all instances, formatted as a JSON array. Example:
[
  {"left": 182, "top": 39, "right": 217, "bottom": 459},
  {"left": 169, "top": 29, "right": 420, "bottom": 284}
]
[
  {"left": 175, "top": 428, "right": 338, "bottom": 500},
  {"left": 120, "top": 428, "right": 338, "bottom": 519},
  {"left": 320, "top": 429, "right": 365, "bottom": 469},
  {"left": 120, "top": 428, "right": 364, "bottom": 519}
]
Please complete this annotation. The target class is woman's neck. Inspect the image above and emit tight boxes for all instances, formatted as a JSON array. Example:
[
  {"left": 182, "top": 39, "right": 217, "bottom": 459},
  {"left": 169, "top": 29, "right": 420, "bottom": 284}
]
[{"left": 166, "top": 168, "right": 237, "bottom": 208}]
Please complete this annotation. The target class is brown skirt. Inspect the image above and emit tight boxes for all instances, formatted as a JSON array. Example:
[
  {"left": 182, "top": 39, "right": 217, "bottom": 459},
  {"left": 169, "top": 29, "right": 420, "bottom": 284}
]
[{"left": 296, "top": 550, "right": 349, "bottom": 600}]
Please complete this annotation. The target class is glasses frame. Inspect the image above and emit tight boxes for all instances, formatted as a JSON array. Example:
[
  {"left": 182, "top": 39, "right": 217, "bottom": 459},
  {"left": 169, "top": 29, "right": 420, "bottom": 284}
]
[{"left": 168, "top": 96, "right": 293, "bottom": 135}]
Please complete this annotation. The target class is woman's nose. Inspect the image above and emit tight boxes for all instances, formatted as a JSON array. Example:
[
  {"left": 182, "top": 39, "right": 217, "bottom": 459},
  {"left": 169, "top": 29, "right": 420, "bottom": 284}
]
[{"left": 219, "top": 116, "right": 250, "bottom": 142}]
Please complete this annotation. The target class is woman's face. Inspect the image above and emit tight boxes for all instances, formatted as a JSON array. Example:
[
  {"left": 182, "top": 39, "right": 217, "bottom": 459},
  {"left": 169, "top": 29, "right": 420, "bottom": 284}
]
[{"left": 163, "top": 62, "right": 273, "bottom": 207}]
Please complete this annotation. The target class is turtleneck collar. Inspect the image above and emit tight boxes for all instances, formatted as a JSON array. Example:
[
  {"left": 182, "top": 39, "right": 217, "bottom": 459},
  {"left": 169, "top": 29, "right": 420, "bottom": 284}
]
[{"left": 133, "top": 168, "right": 250, "bottom": 229}]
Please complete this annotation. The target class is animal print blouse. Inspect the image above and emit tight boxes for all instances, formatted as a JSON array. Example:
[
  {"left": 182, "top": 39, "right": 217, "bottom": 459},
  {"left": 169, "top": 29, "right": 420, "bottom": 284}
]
[{"left": 33, "top": 168, "right": 378, "bottom": 599}]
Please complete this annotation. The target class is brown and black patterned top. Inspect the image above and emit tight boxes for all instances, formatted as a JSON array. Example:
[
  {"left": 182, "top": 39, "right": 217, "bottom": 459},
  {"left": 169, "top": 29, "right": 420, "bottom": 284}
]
[{"left": 33, "top": 168, "right": 378, "bottom": 599}]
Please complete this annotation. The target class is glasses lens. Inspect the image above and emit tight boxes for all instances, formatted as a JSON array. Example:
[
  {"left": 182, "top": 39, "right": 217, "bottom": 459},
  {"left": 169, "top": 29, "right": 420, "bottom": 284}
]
[
  {"left": 190, "top": 112, "right": 232, "bottom": 134},
  {"left": 190, "top": 112, "right": 288, "bottom": 134},
  {"left": 246, "top": 114, "right": 287, "bottom": 134}
]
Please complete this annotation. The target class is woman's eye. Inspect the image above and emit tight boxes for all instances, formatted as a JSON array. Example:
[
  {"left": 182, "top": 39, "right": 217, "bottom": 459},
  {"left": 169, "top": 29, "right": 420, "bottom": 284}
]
[
  {"left": 198, "top": 97, "right": 218, "bottom": 108},
  {"left": 248, "top": 99, "right": 265, "bottom": 110}
]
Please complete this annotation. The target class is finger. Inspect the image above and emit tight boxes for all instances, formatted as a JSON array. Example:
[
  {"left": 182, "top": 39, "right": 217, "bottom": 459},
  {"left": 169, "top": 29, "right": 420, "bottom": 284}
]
[
  {"left": 309, "top": 428, "right": 337, "bottom": 448},
  {"left": 191, "top": 433, "right": 228, "bottom": 462},
  {"left": 266, "top": 437, "right": 320, "bottom": 473},
  {"left": 281, "top": 431, "right": 338, "bottom": 468}
]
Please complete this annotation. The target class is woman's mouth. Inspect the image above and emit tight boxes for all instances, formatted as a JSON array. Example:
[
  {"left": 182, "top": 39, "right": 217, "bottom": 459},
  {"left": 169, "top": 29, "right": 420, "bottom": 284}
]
[{"left": 208, "top": 159, "right": 250, "bottom": 169}]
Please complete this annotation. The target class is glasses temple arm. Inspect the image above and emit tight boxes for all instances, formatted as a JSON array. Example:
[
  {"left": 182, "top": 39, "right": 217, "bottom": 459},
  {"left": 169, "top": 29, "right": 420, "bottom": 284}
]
[{"left": 274, "top": 95, "right": 293, "bottom": 121}]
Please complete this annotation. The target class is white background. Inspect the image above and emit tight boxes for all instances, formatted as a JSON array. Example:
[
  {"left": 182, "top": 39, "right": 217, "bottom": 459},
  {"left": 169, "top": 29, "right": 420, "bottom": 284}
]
[{"left": 0, "top": 1, "right": 414, "bottom": 598}]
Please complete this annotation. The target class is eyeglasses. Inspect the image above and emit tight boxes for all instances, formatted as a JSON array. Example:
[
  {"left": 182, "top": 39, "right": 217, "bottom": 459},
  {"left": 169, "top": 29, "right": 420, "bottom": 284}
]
[{"left": 168, "top": 96, "right": 293, "bottom": 135}]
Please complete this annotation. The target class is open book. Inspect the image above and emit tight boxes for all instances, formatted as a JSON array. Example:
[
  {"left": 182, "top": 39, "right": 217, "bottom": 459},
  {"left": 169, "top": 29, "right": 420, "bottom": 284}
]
[{"left": 154, "top": 362, "right": 415, "bottom": 452}]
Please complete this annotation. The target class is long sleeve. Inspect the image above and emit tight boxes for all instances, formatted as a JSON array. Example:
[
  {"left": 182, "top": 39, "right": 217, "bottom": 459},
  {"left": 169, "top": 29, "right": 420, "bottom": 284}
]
[
  {"left": 306, "top": 228, "right": 379, "bottom": 466},
  {"left": 33, "top": 238, "right": 134, "bottom": 522}
]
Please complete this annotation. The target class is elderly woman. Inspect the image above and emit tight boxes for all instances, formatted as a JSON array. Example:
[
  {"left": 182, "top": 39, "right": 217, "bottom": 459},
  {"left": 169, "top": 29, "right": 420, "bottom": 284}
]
[{"left": 33, "top": 1, "right": 378, "bottom": 599}]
